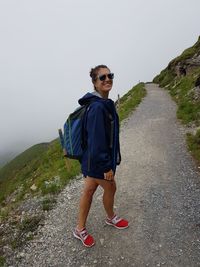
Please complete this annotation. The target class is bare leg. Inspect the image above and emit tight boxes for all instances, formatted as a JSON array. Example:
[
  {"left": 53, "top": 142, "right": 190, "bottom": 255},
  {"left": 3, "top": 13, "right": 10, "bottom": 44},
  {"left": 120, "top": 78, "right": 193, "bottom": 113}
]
[
  {"left": 95, "top": 179, "right": 117, "bottom": 219},
  {"left": 77, "top": 177, "right": 98, "bottom": 231}
]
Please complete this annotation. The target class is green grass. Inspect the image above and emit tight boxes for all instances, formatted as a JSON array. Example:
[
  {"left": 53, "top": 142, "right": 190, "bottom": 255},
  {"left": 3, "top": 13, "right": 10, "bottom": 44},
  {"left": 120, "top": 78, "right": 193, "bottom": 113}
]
[
  {"left": 0, "top": 207, "right": 9, "bottom": 220},
  {"left": 0, "top": 139, "right": 80, "bottom": 212},
  {"left": 153, "top": 68, "right": 176, "bottom": 88},
  {"left": 19, "top": 215, "right": 42, "bottom": 233},
  {"left": 187, "top": 130, "right": 200, "bottom": 162},
  {"left": 11, "top": 214, "right": 43, "bottom": 249},
  {"left": 42, "top": 197, "right": 57, "bottom": 211},
  {"left": 0, "top": 256, "right": 6, "bottom": 267},
  {"left": 177, "top": 101, "right": 200, "bottom": 124},
  {"left": 172, "top": 36, "right": 200, "bottom": 65},
  {"left": 169, "top": 71, "right": 200, "bottom": 125},
  {"left": 117, "top": 82, "right": 146, "bottom": 122},
  {"left": 0, "top": 143, "right": 49, "bottom": 181}
]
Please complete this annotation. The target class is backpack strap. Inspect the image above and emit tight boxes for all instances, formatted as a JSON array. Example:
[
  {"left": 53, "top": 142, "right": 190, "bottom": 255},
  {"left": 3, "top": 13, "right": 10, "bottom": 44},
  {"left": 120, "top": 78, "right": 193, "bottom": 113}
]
[{"left": 81, "top": 104, "right": 91, "bottom": 152}]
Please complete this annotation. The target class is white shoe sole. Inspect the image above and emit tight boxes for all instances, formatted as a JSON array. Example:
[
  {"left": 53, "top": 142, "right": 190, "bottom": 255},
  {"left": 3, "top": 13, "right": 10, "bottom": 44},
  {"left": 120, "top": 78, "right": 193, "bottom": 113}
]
[{"left": 105, "top": 220, "right": 129, "bottom": 229}]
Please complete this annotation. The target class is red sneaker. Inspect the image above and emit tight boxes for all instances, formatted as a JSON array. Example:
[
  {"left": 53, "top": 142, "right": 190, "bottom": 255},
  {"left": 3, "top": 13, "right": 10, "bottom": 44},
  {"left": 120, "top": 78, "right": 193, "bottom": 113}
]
[
  {"left": 73, "top": 228, "right": 95, "bottom": 247},
  {"left": 106, "top": 214, "right": 129, "bottom": 229}
]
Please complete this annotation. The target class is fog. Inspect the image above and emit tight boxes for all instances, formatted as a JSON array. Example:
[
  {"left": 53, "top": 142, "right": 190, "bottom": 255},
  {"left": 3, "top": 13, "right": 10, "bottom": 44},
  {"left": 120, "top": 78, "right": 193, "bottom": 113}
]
[{"left": 0, "top": 0, "right": 200, "bottom": 164}]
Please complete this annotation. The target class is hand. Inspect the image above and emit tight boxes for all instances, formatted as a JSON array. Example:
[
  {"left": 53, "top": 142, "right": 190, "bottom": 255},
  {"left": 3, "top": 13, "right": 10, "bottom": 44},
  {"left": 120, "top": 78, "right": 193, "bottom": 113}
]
[{"left": 104, "top": 169, "right": 114, "bottom": 181}]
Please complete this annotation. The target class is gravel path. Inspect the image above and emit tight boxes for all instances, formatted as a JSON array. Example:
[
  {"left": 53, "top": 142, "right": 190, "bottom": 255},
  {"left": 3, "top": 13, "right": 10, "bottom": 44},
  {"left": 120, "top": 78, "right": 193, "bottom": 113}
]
[{"left": 9, "top": 83, "right": 200, "bottom": 266}]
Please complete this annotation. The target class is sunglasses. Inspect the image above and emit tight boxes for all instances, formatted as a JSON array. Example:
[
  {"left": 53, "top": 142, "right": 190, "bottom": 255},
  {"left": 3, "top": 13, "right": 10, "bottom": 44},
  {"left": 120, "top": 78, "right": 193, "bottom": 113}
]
[{"left": 98, "top": 73, "right": 114, "bottom": 81}]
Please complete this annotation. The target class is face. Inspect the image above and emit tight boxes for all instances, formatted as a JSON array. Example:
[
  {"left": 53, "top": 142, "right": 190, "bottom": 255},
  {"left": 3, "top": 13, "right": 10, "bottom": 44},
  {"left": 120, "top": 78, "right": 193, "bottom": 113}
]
[{"left": 94, "top": 68, "right": 113, "bottom": 95}]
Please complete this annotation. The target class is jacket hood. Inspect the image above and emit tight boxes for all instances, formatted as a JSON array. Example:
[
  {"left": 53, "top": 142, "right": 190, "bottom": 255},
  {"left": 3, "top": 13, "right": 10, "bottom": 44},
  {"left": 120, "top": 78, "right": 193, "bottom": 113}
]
[
  {"left": 78, "top": 92, "right": 115, "bottom": 115},
  {"left": 78, "top": 92, "right": 102, "bottom": 106}
]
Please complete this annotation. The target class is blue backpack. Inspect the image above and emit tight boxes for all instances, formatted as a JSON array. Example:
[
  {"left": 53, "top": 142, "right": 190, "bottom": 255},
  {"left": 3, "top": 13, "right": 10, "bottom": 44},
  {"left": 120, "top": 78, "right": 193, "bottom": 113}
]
[{"left": 58, "top": 104, "right": 90, "bottom": 160}]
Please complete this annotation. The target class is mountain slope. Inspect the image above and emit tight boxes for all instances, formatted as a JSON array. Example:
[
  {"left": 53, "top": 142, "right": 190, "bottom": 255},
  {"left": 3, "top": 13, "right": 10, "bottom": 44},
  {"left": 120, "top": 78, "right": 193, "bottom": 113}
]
[
  {"left": 153, "top": 36, "right": 200, "bottom": 90},
  {"left": 0, "top": 143, "right": 49, "bottom": 182},
  {"left": 153, "top": 36, "right": 200, "bottom": 163},
  {"left": 0, "top": 140, "right": 80, "bottom": 205},
  {"left": 0, "top": 152, "right": 17, "bottom": 168}
]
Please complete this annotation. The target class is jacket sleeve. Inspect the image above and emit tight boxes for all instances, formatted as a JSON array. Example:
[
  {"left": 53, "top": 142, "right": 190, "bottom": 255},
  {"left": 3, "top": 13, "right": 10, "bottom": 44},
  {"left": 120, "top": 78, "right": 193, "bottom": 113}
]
[{"left": 86, "top": 103, "right": 112, "bottom": 173}]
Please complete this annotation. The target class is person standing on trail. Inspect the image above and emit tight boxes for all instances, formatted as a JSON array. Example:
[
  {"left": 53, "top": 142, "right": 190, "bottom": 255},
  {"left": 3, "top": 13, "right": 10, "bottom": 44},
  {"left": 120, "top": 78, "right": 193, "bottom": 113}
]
[{"left": 73, "top": 65, "right": 129, "bottom": 247}]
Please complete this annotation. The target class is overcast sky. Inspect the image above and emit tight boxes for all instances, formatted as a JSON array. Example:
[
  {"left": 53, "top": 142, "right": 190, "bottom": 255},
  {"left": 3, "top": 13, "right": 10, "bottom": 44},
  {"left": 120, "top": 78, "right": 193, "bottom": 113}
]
[{"left": 0, "top": 0, "right": 200, "bottom": 160}]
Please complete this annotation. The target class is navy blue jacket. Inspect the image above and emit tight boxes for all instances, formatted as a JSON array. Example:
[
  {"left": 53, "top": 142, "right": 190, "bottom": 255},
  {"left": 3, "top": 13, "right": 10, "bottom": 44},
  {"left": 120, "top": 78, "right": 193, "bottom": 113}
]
[{"left": 78, "top": 92, "right": 121, "bottom": 179}]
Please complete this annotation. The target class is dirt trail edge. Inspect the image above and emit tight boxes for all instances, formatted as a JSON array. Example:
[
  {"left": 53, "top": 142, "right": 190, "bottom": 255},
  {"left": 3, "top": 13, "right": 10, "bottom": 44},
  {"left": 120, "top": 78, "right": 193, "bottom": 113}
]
[{"left": 9, "top": 84, "right": 200, "bottom": 267}]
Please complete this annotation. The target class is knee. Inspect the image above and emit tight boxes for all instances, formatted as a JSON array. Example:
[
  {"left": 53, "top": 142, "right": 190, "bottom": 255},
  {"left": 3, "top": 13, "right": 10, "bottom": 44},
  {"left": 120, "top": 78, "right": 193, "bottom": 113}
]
[{"left": 83, "top": 186, "right": 97, "bottom": 198}]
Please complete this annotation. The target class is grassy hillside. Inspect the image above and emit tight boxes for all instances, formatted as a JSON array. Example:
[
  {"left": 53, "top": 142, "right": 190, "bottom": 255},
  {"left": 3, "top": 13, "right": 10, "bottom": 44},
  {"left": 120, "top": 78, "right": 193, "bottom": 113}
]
[
  {"left": 153, "top": 36, "right": 200, "bottom": 163},
  {"left": 0, "top": 153, "right": 14, "bottom": 168},
  {"left": 0, "top": 82, "right": 146, "bottom": 216},
  {"left": 0, "top": 141, "right": 80, "bottom": 207},
  {"left": 0, "top": 143, "right": 49, "bottom": 182}
]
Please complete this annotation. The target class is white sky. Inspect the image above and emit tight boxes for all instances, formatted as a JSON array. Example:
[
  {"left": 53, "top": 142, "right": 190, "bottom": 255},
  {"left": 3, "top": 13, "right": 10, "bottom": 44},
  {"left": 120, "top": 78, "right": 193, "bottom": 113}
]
[{"left": 0, "top": 0, "right": 200, "bottom": 158}]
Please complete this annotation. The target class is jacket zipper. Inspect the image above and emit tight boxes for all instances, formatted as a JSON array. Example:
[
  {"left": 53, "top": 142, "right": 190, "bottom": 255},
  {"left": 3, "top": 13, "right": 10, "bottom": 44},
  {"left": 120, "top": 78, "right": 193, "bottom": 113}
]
[
  {"left": 87, "top": 152, "right": 91, "bottom": 171},
  {"left": 110, "top": 120, "right": 114, "bottom": 148}
]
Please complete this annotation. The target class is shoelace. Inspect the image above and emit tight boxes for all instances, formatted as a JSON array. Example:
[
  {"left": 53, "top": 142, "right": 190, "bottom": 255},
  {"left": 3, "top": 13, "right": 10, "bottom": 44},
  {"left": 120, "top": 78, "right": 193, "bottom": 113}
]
[
  {"left": 109, "top": 215, "right": 121, "bottom": 224},
  {"left": 78, "top": 229, "right": 88, "bottom": 241}
]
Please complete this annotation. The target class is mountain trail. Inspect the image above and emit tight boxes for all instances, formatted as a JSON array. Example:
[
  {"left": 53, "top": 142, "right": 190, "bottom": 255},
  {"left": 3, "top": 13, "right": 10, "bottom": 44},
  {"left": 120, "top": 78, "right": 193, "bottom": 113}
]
[{"left": 8, "top": 83, "right": 200, "bottom": 267}]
